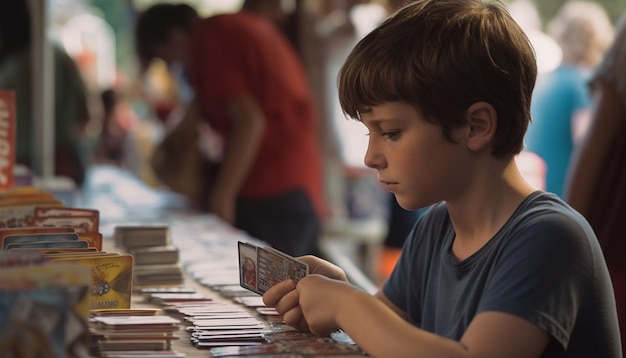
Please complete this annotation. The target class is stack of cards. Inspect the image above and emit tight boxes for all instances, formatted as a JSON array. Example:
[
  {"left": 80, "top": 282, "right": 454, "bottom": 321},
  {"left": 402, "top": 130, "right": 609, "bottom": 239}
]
[
  {"left": 164, "top": 299, "right": 270, "bottom": 349},
  {"left": 0, "top": 190, "right": 133, "bottom": 311},
  {"left": 114, "top": 225, "right": 183, "bottom": 287},
  {"left": 129, "top": 245, "right": 179, "bottom": 266},
  {"left": 0, "top": 189, "right": 103, "bottom": 251},
  {"left": 0, "top": 187, "right": 64, "bottom": 228},
  {"left": 237, "top": 241, "right": 308, "bottom": 295},
  {"left": 113, "top": 225, "right": 171, "bottom": 249},
  {"left": 30, "top": 206, "right": 103, "bottom": 250},
  {"left": 90, "top": 314, "right": 182, "bottom": 355}
]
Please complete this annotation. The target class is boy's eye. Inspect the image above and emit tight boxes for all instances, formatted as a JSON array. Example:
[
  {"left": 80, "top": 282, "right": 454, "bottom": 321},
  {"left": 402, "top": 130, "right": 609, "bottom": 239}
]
[{"left": 382, "top": 130, "right": 401, "bottom": 140}]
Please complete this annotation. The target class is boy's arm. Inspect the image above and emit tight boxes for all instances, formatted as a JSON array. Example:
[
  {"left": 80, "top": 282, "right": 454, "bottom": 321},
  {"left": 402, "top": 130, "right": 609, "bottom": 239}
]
[
  {"left": 374, "top": 290, "right": 407, "bottom": 319},
  {"left": 208, "top": 94, "right": 265, "bottom": 223},
  {"left": 297, "top": 276, "right": 550, "bottom": 358}
]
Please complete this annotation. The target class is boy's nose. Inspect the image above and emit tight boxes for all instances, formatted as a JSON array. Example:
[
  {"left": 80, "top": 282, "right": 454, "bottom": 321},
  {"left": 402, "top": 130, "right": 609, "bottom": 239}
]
[{"left": 364, "top": 145, "right": 386, "bottom": 170}]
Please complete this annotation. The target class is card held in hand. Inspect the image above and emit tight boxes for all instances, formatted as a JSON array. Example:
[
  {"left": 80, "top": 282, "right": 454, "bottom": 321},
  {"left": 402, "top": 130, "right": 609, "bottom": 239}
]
[{"left": 238, "top": 241, "right": 308, "bottom": 295}]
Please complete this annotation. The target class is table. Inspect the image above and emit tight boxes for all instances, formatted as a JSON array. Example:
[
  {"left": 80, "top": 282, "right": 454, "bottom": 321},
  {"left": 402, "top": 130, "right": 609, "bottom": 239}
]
[{"left": 86, "top": 165, "right": 372, "bottom": 356}]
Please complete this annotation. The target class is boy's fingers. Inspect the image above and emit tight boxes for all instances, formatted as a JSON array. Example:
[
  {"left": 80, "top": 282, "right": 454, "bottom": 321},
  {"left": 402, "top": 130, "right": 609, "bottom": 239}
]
[
  {"left": 262, "top": 279, "right": 296, "bottom": 307},
  {"left": 282, "top": 306, "right": 306, "bottom": 330},
  {"left": 275, "top": 289, "right": 300, "bottom": 315}
]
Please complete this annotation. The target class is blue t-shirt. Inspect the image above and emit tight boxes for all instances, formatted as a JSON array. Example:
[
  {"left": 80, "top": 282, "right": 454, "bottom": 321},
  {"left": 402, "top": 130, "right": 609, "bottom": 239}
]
[
  {"left": 525, "top": 65, "right": 591, "bottom": 197},
  {"left": 383, "top": 191, "right": 621, "bottom": 357}
]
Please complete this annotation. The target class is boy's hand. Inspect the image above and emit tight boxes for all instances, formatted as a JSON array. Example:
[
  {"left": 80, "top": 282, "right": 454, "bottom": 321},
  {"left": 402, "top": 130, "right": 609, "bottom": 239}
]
[
  {"left": 298, "top": 255, "right": 348, "bottom": 282},
  {"left": 263, "top": 256, "right": 348, "bottom": 332},
  {"left": 263, "top": 279, "right": 310, "bottom": 332},
  {"left": 296, "top": 274, "right": 358, "bottom": 336}
]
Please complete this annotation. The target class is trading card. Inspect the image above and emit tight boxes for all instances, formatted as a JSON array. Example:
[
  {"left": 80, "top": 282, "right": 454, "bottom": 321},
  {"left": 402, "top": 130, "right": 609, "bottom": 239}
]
[
  {"left": 33, "top": 207, "right": 99, "bottom": 228},
  {"left": 43, "top": 251, "right": 116, "bottom": 260},
  {"left": 2, "top": 232, "right": 79, "bottom": 251},
  {"left": 191, "top": 322, "right": 266, "bottom": 330},
  {"left": 147, "top": 292, "right": 210, "bottom": 304},
  {"left": 196, "top": 341, "right": 265, "bottom": 348},
  {"left": 238, "top": 241, "right": 308, "bottom": 295},
  {"left": 79, "top": 232, "right": 103, "bottom": 251},
  {"left": 193, "top": 332, "right": 266, "bottom": 341},
  {"left": 8, "top": 247, "right": 97, "bottom": 255},
  {"left": 185, "top": 313, "right": 255, "bottom": 324},
  {"left": 233, "top": 295, "right": 266, "bottom": 307},
  {"left": 256, "top": 247, "right": 307, "bottom": 294},
  {"left": 191, "top": 329, "right": 269, "bottom": 337},
  {"left": 6, "top": 240, "right": 89, "bottom": 251},
  {"left": 92, "top": 315, "right": 181, "bottom": 329},
  {"left": 176, "top": 303, "right": 246, "bottom": 314},
  {"left": 91, "top": 308, "right": 161, "bottom": 316},
  {"left": 52, "top": 255, "right": 133, "bottom": 309},
  {"left": 238, "top": 241, "right": 259, "bottom": 294},
  {"left": 0, "top": 226, "right": 76, "bottom": 240},
  {"left": 190, "top": 318, "right": 265, "bottom": 327},
  {"left": 0, "top": 202, "right": 63, "bottom": 228},
  {"left": 33, "top": 207, "right": 97, "bottom": 216},
  {"left": 31, "top": 215, "right": 98, "bottom": 235},
  {"left": 256, "top": 307, "right": 280, "bottom": 316},
  {"left": 188, "top": 315, "right": 260, "bottom": 323}
]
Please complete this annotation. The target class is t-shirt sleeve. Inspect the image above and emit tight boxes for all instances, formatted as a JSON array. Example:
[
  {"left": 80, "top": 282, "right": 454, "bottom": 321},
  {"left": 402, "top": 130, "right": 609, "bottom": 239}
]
[{"left": 477, "top": 212, "right": 592, "bottom": 350}]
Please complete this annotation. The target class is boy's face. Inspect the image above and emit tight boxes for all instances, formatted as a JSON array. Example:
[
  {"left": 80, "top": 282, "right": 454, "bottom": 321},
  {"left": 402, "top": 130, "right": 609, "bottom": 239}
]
[{"left": 361, "top": 101, "right": 470, "bottom": 210}]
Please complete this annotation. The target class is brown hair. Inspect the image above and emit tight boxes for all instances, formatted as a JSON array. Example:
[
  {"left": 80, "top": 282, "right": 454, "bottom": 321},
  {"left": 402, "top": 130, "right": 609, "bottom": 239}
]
[{"left": 338, "top": 0, "right": 537, "bottom": 157}]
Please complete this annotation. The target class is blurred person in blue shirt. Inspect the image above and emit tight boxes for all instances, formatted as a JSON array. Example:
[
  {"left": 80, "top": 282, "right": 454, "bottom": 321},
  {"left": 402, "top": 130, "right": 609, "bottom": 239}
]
[{"left": 525, "top": 1, "right": 613, "bottom": 197}]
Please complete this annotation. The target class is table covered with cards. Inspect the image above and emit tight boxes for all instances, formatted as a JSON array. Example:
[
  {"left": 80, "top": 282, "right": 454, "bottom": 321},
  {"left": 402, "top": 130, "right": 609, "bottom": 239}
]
[
  {"left": 100, "top": 215, "right": 369, "bottom": 357},
  {"left": 0, "top": 165, "right": 372, "bottom": 357},
  {"left": 91, "top": 165, "right": 370, "bottom": 357}
]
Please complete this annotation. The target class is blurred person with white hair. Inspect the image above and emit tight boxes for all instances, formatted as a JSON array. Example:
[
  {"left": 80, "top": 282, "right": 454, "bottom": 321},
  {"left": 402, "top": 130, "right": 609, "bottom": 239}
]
[{"left": 524, "top": 1, "right": 614, "bottom": 198}]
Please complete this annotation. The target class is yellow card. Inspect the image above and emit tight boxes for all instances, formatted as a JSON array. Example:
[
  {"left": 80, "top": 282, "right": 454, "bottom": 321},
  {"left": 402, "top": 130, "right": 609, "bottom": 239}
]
[{"left": 52, "top": 255, "right": 133, "bottom": 310}]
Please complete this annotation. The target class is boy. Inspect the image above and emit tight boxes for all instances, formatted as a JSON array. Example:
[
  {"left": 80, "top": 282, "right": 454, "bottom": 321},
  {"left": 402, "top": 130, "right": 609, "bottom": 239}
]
[{"left": 263, "top": 0, "right": 622, "bottom": 357}]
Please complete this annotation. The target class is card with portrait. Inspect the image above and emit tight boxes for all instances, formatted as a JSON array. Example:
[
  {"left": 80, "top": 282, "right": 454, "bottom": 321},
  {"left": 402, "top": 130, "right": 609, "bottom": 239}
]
[{"left": 237, "top": 241, "right": 308, "bottom": 296}]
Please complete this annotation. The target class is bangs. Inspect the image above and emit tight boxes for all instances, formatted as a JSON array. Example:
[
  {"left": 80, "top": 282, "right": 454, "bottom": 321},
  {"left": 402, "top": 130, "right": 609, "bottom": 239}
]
[{"left": 337, "top": 31, "right": 406, "bottom": 121}]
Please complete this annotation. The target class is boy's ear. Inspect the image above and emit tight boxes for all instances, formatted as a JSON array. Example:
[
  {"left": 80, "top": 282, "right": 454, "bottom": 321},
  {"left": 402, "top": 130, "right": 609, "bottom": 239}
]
[{"left": 464, "top": 101, "right": 496, "bottom": 152}]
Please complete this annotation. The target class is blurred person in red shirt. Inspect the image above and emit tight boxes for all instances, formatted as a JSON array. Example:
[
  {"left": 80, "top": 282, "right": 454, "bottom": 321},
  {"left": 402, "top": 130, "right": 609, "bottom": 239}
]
[{"left": 135, "top": 2, "right": 324, "bottom": 256}]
